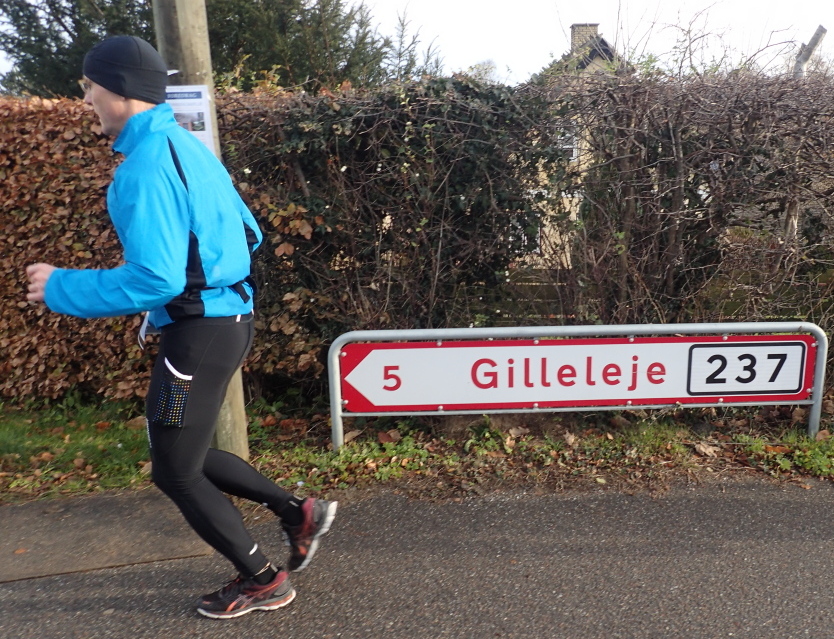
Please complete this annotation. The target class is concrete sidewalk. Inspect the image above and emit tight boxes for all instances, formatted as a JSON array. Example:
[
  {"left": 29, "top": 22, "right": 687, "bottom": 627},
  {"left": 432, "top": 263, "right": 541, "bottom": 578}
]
[
  {"left": 2, "top": 479, "right": 834, "bottom": 639},
  {"left": 0, "top": 488, "right": 211, "bottom": 583}
]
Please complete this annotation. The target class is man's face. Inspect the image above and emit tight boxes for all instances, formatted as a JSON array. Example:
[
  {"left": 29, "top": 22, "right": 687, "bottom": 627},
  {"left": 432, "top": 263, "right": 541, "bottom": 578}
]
[{"left": 82, "top": 78, "right": 132, "bottom": 137}]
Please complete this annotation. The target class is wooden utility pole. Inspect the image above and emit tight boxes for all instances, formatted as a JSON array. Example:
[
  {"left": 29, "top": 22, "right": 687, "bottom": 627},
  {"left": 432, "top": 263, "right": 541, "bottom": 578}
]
[
  {"left": 152, "top": 0, "right": 221, "bottom": 154},
  {"left": 783, "top": 25, "right": 828, "bottom": 256},
  {"left": 793, "top": 25, "right": 827, "bottom": 79},
  {"left": 152, "top": 0, "right": 250, "bottom": 461}
]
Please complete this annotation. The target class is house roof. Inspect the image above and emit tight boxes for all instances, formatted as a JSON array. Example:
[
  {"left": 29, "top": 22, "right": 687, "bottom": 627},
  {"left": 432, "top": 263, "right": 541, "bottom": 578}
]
[
  {"left": 532, "top": 33, "right": 632, "bottom": 82},
  {"left": 567, "top": 34, "right": 622, "bottom": 70}
]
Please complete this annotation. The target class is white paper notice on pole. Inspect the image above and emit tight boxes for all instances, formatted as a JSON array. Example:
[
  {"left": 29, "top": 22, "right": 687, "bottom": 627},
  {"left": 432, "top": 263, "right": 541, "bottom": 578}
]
[
  {"left": 165, "top": 85, "right": 217, "bottom": 156},
  {"left": 339, "top": 335, "right": 817, "bottom": 414}
]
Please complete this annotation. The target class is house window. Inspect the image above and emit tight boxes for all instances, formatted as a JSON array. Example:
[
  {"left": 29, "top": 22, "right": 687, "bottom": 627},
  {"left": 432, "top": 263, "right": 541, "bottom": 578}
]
[{"left": 555, "top": 124, "right": 578, "bottom": 162}]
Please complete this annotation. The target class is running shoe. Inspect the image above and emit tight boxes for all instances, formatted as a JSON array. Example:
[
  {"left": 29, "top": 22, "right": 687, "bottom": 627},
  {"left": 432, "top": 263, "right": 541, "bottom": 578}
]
[
  {"left": 196, "top": 568, "right": 295, "bottom": 619},
  {"left": 283, "top": 498, "right": 338, "bottom": 572}
]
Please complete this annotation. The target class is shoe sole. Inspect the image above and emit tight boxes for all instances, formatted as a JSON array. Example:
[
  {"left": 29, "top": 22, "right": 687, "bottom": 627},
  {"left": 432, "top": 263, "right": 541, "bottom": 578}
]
[
  {"left": 197, "top": 587, "right": 296, "bottom": 619},
  {"left": 292, "top": 501, "right": 338, "bottom": 573}
]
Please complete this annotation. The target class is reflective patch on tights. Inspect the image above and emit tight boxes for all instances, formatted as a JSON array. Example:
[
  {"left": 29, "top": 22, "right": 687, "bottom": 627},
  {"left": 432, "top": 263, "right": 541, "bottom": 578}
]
[{"left": 151, "top": 357, "right": 193, "bottom": 428}]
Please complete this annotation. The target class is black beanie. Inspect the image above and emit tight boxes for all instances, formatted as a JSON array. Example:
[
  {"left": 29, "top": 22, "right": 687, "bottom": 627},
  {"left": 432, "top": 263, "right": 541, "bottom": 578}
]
[{"left": 83, "top": 36, "right": 168, "bottom": 104}]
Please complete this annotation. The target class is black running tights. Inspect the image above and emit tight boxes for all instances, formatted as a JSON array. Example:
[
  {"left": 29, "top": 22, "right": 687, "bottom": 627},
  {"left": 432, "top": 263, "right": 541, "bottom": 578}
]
[{"left": 146, "top": 314, "right": 294, "bottom": 577}]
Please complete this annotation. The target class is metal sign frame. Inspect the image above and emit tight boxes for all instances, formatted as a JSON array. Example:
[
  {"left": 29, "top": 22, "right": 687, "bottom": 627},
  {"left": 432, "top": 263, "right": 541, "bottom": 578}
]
[{"left": 327, "top": 322, "right": 828, "bottom": 450}]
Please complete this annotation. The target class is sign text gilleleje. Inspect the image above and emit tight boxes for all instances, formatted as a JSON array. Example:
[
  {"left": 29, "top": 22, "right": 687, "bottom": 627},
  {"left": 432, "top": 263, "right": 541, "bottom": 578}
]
[{"left": 338, "top": 335, "right": 816, "bottom": 413}]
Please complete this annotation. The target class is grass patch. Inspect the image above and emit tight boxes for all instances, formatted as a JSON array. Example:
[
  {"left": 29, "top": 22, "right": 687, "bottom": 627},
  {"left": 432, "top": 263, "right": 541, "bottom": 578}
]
[
  {"left": 2, "top": 399, "right": 834, "bottom": 504},
  {"left": 247, "top": 407, "right": 834, "bottom": 498},
  {"left": 0, "top": 399, "right": 150, "bottom": 503}
]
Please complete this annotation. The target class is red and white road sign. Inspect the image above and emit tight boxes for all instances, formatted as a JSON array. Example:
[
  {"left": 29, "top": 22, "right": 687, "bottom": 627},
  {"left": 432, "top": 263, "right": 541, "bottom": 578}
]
[{"left": 338, "top": 335, "right": 817, "bottom": 413}]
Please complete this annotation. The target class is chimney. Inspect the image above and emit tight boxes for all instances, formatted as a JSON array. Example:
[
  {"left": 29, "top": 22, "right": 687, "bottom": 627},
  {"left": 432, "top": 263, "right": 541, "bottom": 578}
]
[{"left": 571, "top": 23, "right": 599, "bottom": 53}]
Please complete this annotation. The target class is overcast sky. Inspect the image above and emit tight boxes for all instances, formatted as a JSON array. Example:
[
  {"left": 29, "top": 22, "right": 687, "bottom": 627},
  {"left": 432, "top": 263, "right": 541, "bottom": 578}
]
[
  {"left": 1, "top": 1, "right": 831, "bottom": 84},
  {"left": 360, "top": 0, "right": 834, "bottom": 83}
]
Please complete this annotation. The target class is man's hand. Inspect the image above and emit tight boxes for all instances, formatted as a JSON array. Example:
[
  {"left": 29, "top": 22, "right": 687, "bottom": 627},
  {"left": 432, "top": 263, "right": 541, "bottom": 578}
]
[{"left": 26, "top": 263, "right": 57, "bottom": 303}]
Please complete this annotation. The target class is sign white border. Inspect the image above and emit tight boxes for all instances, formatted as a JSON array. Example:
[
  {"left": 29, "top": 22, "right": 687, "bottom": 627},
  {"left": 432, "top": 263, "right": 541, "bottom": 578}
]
[{"left": 340, "top": 336, "right": 813, "bottom": 411}]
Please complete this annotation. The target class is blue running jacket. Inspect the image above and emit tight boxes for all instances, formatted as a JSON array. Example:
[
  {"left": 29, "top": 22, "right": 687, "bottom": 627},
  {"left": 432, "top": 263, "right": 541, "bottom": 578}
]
[{"left": 44, "top": 103, "right": 263, "bottom": 328}]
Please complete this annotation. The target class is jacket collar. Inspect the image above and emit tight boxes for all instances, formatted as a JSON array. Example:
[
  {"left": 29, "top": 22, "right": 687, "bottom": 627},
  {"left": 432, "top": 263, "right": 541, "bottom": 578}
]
[{"left": 113, "top": 103, "right": 176, "bottom": 156}]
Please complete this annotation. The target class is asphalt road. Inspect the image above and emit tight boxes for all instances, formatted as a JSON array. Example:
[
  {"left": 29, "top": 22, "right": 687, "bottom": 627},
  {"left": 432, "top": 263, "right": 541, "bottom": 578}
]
[{"left": 2, "top": 478, "right": 834, "bottom": 639}]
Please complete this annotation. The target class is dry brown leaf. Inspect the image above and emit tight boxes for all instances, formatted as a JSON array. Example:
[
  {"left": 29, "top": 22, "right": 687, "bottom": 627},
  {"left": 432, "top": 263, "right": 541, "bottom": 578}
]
[
  {"left": 274, "top": 242, "right": 295, "bottom": 257},
  {"left": 609, "top": 415, "right": 630, "bottom": 429},
  {"left": 298, "top": 220, "right": 314, "bottom": 239},
  {"left": 816, "top": 429, "right": 831, "bottom": 441},
  {"left": 279, "top": 418, "right": 309, "bottom": 434},
  {"left": 764, "top": 445, "right": 791, "bottom": 455},
  {"left": 694, "top": 442, "right": 720, "bottom": 457},
  {"left": 124, "top": 417, "right": 146, "bottom": 430},
  {"left": 508, "top": 427, "right": 529, "bottom": 438},
  {"left": 343, "top": 430, "right": 361, "bottom": 444}
]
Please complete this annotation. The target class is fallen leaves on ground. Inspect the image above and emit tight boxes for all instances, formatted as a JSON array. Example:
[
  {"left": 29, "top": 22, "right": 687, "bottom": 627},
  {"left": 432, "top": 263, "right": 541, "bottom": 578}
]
[
  {"left": 378, "top": 429, "right": 401, "bottom": 444},
  {"left": 695, "top": 442, "right": 720, "bottom": 458}
]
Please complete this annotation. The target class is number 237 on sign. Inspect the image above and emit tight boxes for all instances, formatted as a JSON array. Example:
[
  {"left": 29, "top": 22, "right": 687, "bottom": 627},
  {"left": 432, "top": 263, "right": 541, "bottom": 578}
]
[{"left": 687, "top": 341, "right": 809, "bottom": 396}]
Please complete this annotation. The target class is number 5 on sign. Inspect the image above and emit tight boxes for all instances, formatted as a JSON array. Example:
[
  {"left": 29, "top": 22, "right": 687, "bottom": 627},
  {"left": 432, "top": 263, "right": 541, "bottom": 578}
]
[
  {"left": 383, "top": 366, "right": 401, "bottom": 391},
  {"left": 687, "top": 342, "right": 806, "bottom": 396}
]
